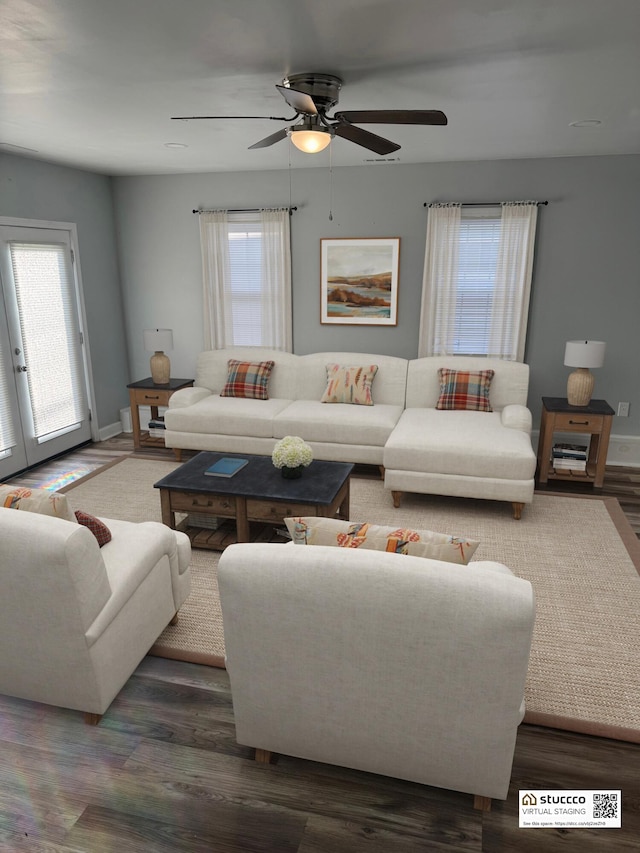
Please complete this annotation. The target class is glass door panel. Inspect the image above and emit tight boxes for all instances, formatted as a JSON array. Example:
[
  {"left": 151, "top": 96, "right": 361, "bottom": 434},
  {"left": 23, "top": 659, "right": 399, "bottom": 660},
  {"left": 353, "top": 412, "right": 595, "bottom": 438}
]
[{"left": 0, "top": 225, "right": 92, "bottom": 479}]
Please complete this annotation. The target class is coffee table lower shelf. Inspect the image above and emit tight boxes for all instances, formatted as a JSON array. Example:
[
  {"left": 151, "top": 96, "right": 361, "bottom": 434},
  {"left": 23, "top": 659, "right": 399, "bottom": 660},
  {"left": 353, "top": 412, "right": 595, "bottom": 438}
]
[{"left": 175, "top": 517, "right": 285, "bottom": 550}]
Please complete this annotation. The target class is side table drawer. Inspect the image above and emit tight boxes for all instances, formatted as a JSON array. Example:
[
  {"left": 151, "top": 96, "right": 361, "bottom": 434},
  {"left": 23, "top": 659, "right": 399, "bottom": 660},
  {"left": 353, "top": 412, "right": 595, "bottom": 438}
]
[
  {"left": 247, "top": 499, "right": 316, "bottom": 521},
  {"left": 552, "top": 413, "right": 604, "bottom": 432},
  {"left": 169, "top": 492, "right": 236, "bottom": 514},
  {"left": 133, "top": 390, "right": 172, "bottom": 406}
]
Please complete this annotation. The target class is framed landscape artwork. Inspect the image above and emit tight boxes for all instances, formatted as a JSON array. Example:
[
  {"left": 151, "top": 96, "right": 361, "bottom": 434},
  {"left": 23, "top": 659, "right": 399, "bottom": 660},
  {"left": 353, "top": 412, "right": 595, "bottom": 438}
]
[{"left": 320, "top": 237, "right": 400, "bottom": 325}]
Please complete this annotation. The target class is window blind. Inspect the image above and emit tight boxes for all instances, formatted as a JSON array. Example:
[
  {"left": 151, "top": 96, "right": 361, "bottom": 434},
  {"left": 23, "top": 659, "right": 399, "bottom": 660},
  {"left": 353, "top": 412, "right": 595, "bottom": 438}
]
[
  {"left": 10, "top": 242, "right": 87, "bottom": 442},
  {"left": 227, "top": 214, "right": 265, "bottom": 345},
  {"left": 451, "top": 208, "right": 501, "bottom": 355}
]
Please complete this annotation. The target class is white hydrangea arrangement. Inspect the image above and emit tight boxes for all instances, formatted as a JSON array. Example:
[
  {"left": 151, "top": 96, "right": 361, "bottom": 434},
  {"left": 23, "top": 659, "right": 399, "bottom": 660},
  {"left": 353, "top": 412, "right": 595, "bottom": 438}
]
[{"left": 272, "top": 435, "right": 313, "bottom": 469}]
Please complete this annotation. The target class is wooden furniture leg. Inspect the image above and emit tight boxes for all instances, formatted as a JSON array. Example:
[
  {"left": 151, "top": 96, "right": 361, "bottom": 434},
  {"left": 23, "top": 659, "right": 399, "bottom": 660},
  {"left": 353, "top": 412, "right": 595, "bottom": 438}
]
[
  {"left": 473, "top": 795, "right": 492, "bottom": 812},
  {"left": 512, "top": 502, "right": 524, "bottom": 520},
  {"left": 173, "top": 448, "right": 182, "bottom": 462},
  {"left": 392, "top": 490, "right": 402, "bottom": 508},
  {"left": 255, "top": 749, "right": 272, "bottom": 764},
  {"left": 84, "top": 713, "right": 102, "bottom": 726}
]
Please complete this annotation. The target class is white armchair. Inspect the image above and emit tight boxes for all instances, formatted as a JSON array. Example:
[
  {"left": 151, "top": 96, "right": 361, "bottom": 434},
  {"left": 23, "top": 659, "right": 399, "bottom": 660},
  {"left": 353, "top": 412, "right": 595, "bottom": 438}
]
[
  {"left": 0, "top": 506, "right": 191, "bottom": 722},
  {"left": 218, "top": 542, "right": 535, "bottom": 810}
]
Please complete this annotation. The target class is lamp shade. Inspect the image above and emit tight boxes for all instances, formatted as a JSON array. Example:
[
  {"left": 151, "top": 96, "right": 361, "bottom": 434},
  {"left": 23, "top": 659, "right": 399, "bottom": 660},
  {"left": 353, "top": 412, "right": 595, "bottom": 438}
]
[
  {"left": 564, "top": 340, "right": 606, "bottom": 369},
  {"left": 143, "top": 328, "right": 173, "bottom": 353}
]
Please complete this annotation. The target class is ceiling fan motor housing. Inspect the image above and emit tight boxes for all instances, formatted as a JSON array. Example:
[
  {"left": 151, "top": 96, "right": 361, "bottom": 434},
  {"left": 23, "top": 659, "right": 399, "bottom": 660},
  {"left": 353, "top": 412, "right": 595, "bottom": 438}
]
[{"left": 281, "top": 73, "right": 342, "bottom": 112}]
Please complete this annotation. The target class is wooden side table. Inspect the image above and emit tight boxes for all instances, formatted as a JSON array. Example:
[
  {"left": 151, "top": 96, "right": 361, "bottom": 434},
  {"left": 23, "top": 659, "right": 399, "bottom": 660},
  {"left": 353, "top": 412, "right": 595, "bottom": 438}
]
[
  {"left": 536, "top": 397, "right": 614, "bottom": 489},
  {"left": 127, "top": 377, "right": 194, "bottom": 450}
]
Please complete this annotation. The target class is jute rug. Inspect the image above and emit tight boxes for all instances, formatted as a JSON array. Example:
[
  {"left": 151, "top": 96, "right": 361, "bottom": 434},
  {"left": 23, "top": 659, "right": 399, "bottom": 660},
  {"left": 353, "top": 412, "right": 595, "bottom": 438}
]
[{"left": 64, "top": 456, "right": 640, "bottom": 743}]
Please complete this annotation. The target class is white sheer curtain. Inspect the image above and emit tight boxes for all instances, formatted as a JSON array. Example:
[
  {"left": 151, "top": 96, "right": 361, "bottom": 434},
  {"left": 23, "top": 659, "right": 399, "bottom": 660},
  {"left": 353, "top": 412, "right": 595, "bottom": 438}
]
[
  {"left": 259, "top": 208, "right": 292, "bottom": 351},
  {"left": 417, "top": 203, "right": 461, "bottom": 357},
  {"left": 200, "top": 211, "right": 231, "bottom": 349},
  {"left": 418, "top": 201, "right": 538, "bottom": 360},
  {"left": 488, "top": 202, "right": 538, "bottom": 361},
  {"left": 199, "top": 208, "right": 292, "bottom": 351}
]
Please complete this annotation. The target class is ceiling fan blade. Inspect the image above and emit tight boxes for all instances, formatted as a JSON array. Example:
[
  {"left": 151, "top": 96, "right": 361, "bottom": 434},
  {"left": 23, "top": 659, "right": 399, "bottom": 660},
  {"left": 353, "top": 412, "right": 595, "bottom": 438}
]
[
  {"left": 334, "top": 109, "right": 448, "bottom": 126},
  {"left": 333, "top": 123, "right": 400, "bottom": 155},
  {"left": 276, "top": 85, "right": 318, "bottom": 115},
  {"left": 171, "top": 114, "right": 296, "bottom": 121},
  {"left": 248, "top": 127, "right": 289, "bottom": 150}
]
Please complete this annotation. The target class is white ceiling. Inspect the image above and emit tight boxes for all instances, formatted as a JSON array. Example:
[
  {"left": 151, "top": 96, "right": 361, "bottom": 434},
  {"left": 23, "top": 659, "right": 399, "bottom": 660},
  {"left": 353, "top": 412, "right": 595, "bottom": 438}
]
[{"left": 1, "top": 0, "right": 639, "bottom": 176}]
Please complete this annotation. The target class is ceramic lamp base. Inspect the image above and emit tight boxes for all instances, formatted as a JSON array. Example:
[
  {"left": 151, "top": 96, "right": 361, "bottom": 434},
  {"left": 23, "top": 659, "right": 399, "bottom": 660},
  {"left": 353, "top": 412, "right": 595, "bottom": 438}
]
[
  {"left": 566, "top": 368, "right": 594, "bottom": 406},
  {"left": 150, "top": 352, "right": 170, "bottom": 385}
]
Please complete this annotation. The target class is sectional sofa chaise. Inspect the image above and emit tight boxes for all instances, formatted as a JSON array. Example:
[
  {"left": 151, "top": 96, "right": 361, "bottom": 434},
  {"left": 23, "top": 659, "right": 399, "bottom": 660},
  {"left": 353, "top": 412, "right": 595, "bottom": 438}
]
[{"left": 163, "top": 347, "right": 537, "bottom": 517}]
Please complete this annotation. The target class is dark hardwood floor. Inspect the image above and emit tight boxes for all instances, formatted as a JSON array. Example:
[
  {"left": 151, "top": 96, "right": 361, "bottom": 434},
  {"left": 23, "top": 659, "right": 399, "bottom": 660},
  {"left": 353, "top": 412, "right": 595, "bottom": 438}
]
[{"left": 2, "top": 438, "right": 639, "bottom": 851}]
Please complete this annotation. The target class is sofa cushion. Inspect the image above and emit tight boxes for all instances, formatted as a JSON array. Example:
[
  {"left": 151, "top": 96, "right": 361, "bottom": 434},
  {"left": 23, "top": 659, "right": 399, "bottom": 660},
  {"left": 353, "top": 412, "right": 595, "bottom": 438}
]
[
  {"left": 75, "top": 510, "right": 112, "bottom": 547},
  {"left": 436, "top": 368, "right": 494, "bottom": 412},
  {"left": 0, "top": 486, "right": 77, "bottom": 522},
  {"left": 220, "top": 359, "right": 275, "bottom": 400},
  {"left": 384, "top": 408, "right": 537, "bottom": 480},
  {"left": 165, "top": 394, "right": 292, "bottom": 439},
  {"left": 285, "top": 516, "right": 479, "bottom": 565},
  {"left": 320, "top": 363, "right": 378, "bottom": 405},
  {"left": 273, "top": 400, "right": 403, "bottom": 446}
]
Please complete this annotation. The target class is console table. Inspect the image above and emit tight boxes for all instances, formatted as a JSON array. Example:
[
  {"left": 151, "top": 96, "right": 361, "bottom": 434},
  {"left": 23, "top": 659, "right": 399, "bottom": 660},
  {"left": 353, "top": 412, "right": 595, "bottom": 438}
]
[
  {"left": 127, "top": 377, "right": 193, "bottom": 450},
  {"left": 536, "top": 396, "right": 614, "bottom": 489}
]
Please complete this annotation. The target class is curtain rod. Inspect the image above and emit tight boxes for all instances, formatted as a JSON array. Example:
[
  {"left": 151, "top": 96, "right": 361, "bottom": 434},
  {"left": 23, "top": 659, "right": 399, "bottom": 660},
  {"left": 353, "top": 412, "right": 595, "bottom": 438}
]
[
  {"left": 423, "top": 200, "right": 548, "bottom": 208},
  {"left": 192, "top": 207, "right": 297, "bottom": 214}
]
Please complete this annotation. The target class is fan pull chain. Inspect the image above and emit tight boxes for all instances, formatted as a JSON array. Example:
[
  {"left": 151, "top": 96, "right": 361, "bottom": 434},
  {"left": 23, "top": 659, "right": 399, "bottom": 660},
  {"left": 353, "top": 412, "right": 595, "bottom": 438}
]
[
  {"left": 288, "top": 140, "right": 293, "bottom": 211},
  {"left": 328, "top": 143, "right": 333, "bottom": 221}
]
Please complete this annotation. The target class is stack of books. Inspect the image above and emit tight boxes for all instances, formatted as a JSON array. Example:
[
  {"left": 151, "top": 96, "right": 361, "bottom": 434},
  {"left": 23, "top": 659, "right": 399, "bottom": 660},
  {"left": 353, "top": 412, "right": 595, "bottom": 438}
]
[
  {"left": 552, "top": 442, "right": 588, "bottom": 471},
  {"left": 148, "top": 417, "right": 166, "bottom": 438}
]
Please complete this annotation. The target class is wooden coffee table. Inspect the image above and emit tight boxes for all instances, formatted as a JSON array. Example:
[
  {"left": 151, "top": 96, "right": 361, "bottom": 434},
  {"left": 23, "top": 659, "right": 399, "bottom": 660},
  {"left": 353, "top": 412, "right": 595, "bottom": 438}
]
[{"left": 154, "top": 451, "right": 353, "bottom": 550}]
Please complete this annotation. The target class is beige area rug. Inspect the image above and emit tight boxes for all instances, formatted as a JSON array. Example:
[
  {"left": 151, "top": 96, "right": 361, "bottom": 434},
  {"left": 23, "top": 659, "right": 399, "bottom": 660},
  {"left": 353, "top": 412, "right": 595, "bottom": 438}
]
[{"left": 64, "top": 456, "right": 640, "bottom": 743}]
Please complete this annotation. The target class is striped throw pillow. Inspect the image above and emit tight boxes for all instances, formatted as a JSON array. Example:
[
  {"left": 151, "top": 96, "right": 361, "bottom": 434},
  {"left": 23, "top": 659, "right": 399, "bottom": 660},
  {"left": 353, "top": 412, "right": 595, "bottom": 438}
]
[
  {"left": 436, "top": 368, "right": 494, "bottom": 412},
  {"left": 220, "top": 359, "right": 275, "bottom": 400}
]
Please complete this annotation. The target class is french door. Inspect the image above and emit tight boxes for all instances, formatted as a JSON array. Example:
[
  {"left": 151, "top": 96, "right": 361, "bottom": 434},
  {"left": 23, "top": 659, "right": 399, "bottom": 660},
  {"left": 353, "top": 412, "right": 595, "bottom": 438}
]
[{"left": 0, "top": 222, "right": 93, "bottom": 481}]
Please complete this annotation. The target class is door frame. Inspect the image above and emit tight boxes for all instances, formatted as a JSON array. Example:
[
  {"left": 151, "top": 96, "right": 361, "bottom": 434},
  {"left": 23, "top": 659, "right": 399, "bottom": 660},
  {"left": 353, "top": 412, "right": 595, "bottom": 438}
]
[{"left": 0, "top": 215, "right": 99, "bottom": 445}]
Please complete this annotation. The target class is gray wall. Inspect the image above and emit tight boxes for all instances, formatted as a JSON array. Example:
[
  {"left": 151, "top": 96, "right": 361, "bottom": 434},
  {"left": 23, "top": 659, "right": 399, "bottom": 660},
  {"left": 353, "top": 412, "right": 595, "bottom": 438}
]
[
  {"left": 2, "top": 149, "right": 638, "bottom": 440},
  {"left": 0, "top": 153, "right": 129, "bottom": 430},
  {"left": 114, "top": 154, "right": 640, "bottom": 435}
]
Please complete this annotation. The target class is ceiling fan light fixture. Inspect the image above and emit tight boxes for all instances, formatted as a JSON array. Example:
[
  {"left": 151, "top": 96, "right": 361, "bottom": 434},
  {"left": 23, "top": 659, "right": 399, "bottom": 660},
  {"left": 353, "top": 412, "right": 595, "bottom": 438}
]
[{"left": 287, "top": 127, "right": 332, "bottom": 153}]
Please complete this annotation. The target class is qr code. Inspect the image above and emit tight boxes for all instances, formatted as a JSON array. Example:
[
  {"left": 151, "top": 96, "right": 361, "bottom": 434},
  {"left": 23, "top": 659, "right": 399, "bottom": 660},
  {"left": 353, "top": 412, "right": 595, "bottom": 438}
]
[{"left": 593, "top": 793, "right": 618, "bottom": 819}]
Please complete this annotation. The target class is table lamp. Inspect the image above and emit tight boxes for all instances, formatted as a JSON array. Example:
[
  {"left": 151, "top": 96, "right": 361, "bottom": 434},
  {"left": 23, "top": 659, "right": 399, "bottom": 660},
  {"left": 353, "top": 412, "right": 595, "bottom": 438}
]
[
  {"left": 144, "top": 328, "right": 173, "bottom": 385},
  {"left": 564, "top": 340, "right": 606, "bottom": 406}
]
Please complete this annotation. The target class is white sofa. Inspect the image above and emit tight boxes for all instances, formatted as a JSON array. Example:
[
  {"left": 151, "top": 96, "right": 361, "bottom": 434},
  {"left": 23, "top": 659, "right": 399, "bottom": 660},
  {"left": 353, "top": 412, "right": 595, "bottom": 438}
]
[
  {"left": 0, "top": 505, "right": 191, "bottom": 721},
  {"left": 164, "top": 347, "right": 408, "bottom": 466},
  {"left": 218, "top": 541, "right": 535, "bottom": 809},
  {"left": 164, "top": 347, "right": 536, "bottom": 517}
]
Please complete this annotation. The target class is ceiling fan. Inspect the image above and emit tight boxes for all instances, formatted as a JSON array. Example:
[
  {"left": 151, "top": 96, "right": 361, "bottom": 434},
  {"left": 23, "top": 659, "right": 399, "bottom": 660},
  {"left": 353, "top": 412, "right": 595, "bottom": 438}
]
[{"left": 171, "top": 72, "right": 447, "bottom": 155}]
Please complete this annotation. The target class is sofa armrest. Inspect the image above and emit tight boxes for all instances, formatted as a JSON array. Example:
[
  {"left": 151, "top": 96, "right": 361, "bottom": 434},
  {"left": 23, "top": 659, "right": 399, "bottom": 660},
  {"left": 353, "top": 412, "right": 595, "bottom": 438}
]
[
  {"left": 168, "top": 386, "right": 213, "bottom": 409},
  {"left": 501, "top": 404, "right": 532, "bottom": 433}
]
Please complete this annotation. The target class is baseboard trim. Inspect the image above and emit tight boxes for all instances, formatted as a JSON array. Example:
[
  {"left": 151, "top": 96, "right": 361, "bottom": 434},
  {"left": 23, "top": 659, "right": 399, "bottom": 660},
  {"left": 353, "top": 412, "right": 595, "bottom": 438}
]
[
  {"left": 606, "top": 435, "right": 640, "bottom": 468},
  {"left": 99, "top": 421, "right": 124, "bottom": 441}
]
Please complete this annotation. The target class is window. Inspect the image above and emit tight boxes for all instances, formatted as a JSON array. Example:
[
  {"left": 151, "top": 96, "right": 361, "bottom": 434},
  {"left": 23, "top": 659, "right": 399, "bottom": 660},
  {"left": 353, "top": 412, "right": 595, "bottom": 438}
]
[
  {"left": 199, "top": 209, "right": 292, "bottom": 351},
  {"left": 418, "top": 202, "right": 539, "bottom": 361}
]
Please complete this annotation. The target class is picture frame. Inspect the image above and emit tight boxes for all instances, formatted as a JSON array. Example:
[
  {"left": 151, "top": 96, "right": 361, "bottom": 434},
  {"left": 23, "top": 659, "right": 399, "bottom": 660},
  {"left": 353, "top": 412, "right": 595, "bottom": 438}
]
[{"left": 320, "top": 237, "right": 400, "bottom": 326}]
